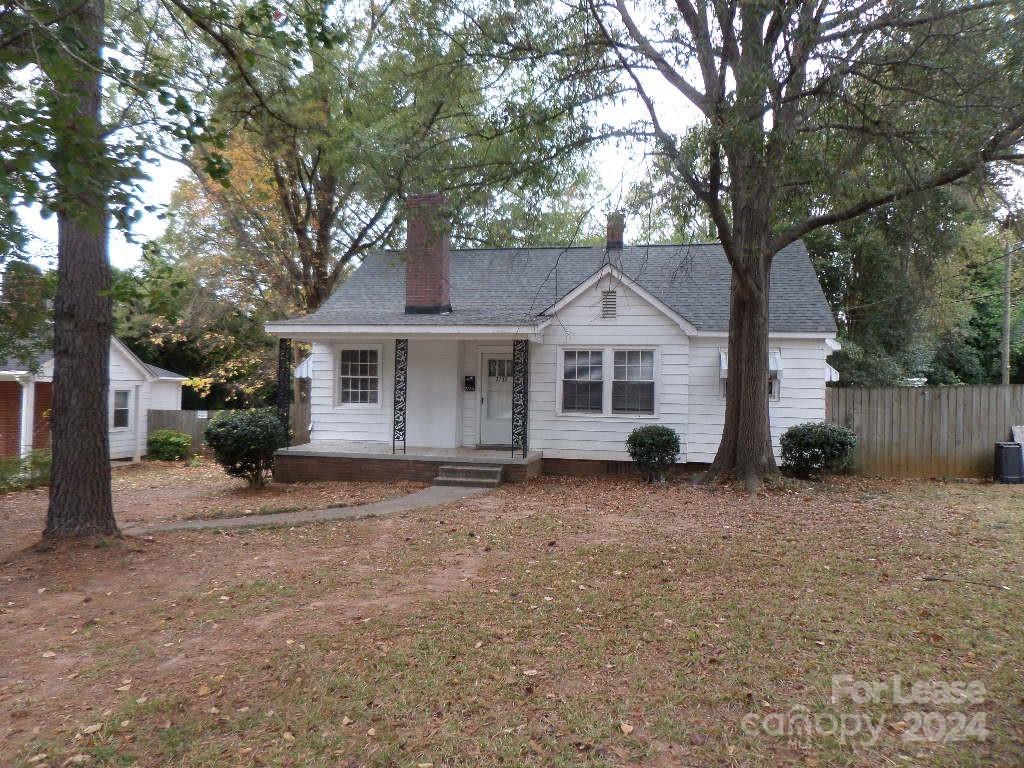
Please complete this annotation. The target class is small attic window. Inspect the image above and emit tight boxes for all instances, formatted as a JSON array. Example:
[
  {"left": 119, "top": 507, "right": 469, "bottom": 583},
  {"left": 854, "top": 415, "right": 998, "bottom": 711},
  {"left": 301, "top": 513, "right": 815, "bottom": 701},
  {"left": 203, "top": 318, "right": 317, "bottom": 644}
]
[{"left": 601, "top": 289, "right": 617, "bottom": 318}]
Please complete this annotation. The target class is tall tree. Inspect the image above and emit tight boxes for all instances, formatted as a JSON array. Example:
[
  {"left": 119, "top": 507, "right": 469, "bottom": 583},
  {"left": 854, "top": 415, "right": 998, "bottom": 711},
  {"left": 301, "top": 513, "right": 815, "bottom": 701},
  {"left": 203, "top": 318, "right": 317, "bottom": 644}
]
[
  {"left": 35, "top": 0, "right": 118, "bottom": 537},
  {"left": 159, "top": 0, "right": 604, "bottom": 315},
  {"left": 0, "top": 0, "right": 300, "bottom": 539},
  {"left": 535, "top": 0, "right": 1024, "bottom": 487}
]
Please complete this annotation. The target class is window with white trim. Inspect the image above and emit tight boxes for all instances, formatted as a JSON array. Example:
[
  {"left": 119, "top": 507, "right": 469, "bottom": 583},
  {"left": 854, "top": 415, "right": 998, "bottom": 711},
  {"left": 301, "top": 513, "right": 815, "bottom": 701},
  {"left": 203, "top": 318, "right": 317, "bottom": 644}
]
[
  {"left": 112, "top": 390, "right": 130, "bottom": 429},
  {"left": 719, "top": 348, "right": 782, "bottom": 401},
  {"left": 561, "top": 350, "right": 603, "bottom": 413},
  {"left": 612, "top": 350, "right": 655, "bottom": 414},
  {"left": 338, "top": 348, "right": 379, "bottom": 404}
]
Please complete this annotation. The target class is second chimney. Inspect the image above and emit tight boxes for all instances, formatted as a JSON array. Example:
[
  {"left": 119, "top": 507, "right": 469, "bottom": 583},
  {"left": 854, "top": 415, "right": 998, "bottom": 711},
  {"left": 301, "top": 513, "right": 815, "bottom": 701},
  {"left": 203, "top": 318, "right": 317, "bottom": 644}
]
[
  {"left": 606, "top": 211, "right": 625, "bottom": 252},
  {"left": 404, "top": 193, "right": 452, "bottom": 314}
]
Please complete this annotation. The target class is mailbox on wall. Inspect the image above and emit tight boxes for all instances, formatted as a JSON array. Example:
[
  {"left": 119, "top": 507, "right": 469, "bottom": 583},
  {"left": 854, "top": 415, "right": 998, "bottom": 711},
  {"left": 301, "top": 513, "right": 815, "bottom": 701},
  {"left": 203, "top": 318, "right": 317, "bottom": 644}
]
[{"left": 464, "top": 375, "right": 476, "bottom": 392}]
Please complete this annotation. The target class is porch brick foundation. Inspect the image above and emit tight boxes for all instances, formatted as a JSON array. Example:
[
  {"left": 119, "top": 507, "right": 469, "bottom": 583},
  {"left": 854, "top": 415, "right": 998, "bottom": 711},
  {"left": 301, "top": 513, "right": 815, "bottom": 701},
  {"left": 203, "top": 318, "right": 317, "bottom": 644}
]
[{"left": 274, "top": 454, "right": 541, "bottom": 484}]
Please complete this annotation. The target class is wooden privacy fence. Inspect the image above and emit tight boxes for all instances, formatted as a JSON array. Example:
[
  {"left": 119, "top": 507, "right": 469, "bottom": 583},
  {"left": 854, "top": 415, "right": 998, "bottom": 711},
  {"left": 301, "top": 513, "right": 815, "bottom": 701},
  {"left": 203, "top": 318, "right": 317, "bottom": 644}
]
[
  {"left": 147, "top": 409, "right": 225, "bottom": 451},
  {"left": 148, "top": 399, "right": 310, "bottom": 452},
  {"left": 826, "top": 384, "right": 1024, "bottom": 478}
]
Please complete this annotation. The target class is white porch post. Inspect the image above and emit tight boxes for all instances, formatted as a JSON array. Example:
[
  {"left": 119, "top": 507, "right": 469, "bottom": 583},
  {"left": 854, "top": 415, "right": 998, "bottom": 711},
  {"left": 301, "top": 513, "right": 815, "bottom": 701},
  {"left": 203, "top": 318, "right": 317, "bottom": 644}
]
[
  {"left": 18, "top": 378, "right": 34, "bottom": 457},
  {"left": 132, "top": 383, "right": 144, "bottom": 463}
]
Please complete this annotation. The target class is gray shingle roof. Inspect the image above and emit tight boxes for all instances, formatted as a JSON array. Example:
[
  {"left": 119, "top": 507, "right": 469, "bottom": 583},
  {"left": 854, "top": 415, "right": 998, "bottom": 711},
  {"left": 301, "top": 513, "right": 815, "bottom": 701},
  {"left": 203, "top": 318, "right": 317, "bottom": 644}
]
[
  {"left": 1, "top": 350, "right": 53, "bottom": 373},
  {"left": 2, "top": 349, "right": 185, "bottom": 380},
  {"left": 275, "top": 240, "right": 837, "bottom": 334},
  {"left": 145, "top": 363, "right": 187, "bottom": 380}
]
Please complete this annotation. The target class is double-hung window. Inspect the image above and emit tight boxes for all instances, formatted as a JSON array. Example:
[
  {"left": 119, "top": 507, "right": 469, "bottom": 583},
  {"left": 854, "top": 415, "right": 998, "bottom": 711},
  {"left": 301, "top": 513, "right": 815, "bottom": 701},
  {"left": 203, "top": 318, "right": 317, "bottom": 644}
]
[
  {"left": 561, "top": 350, "right": 603, "bottom": 413},
  {"left": 338, "top": 348, "right": 379, "bottom": 405},
  {"left": 560, "top": 347, "right": 657, "bottom": 416},
  {"left": 112, "top": 390, "right": 130, "bottom": 429},
  {"left": 612, "top": 350, "right": 655, "bottom": 414}
]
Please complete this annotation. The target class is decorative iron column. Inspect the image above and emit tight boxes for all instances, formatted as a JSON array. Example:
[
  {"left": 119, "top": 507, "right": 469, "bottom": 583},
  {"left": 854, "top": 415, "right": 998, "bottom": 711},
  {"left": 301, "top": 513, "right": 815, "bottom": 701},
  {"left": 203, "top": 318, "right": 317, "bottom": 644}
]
[
  {"left": 511, "top": 339, "right": 529, "bottom": 457},
  {"left": 276, "top": 338, "right": 292, "bottom": 433},
  {"left": 392, "top": 339, "right": 408, "bottom": 454}
]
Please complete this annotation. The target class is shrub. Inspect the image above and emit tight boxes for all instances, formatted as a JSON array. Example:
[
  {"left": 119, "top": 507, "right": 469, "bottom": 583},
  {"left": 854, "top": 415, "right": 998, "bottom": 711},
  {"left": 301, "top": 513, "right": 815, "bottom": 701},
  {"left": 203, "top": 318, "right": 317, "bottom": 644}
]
[
  {"left": 147, "top": 429, "right": 192, "bottom": 461},
  {"left": 0, "top": 450, "right": 52, "bottom": 493},
  {"left": 780, "top": 422, "right": 857, "bottom": 478},
  {"left": 626, "top": 425, "right": 681, "bottom": 482},
  {"left": 204, "top": 408, "right": 289, "bottom": 488}
]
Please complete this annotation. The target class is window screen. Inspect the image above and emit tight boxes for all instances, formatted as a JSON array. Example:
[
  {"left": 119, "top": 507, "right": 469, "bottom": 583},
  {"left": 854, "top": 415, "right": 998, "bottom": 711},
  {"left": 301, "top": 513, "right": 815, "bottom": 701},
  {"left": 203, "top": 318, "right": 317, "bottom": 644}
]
[
  {"left": 612, "top": 350, "right": 654, "bottom": 414},
  {"left": 562, "top": 350, "right": 603, "bottom": 412},
  {"left": 113, "top": 390, "right": 130, "bottom": 428},
  {"left": 339, "top": 349, "right": 379, "bottom": 404}
]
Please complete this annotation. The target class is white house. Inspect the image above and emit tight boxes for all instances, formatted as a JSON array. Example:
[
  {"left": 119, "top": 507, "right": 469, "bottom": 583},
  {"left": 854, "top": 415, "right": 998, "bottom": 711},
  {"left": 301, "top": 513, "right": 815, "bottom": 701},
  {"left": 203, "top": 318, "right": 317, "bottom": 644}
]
[
  {"left": 266, "top": 194, "right": 838, "bottom": 482},
  {"left": 0, "top": 337, "right": 186, "bottom": 461}
]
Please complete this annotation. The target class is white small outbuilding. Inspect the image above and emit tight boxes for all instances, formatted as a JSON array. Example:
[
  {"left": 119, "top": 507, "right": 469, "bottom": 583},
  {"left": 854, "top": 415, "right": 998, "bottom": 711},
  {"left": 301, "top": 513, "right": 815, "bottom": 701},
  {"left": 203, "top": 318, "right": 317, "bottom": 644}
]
[{"left": 0, "top": 337, "right": 187, "bottom": 461}]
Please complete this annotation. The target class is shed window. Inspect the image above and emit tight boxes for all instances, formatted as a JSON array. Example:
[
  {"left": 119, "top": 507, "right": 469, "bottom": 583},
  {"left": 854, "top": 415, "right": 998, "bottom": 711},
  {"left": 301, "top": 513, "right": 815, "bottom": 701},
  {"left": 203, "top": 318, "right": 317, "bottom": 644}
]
[
  {"left": 339, "top": 349, "right": 379, "bottom": 404},
  {"left": 562, "top": 350, "right": 603, "bottom": 413},
  {"left": 612, "top": 350, "right": 655, "bottom": 414},
  {"left": 113, "top": 390, "right": 130, "bottom": 429}
]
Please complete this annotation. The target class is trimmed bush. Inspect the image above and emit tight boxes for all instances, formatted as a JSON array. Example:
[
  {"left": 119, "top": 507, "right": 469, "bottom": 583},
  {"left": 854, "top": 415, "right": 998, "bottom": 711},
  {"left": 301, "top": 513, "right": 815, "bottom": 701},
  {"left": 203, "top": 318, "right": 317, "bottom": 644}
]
[
  {"left": 780, "top": 422, "right": 857, "bottom": 478},
  {"left": 204, "top": 408, "right": 289, "bottom": 488},
  {"left": 626, "top": 425, "right": 681, "bottom": 482},
  {"left": 147, "top": 429, "right": 192, "bottom": 461}
]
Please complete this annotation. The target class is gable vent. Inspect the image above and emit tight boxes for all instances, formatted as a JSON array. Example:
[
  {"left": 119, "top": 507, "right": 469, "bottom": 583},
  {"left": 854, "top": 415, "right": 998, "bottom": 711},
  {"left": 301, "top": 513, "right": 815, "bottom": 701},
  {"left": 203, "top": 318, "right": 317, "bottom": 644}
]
[{"left": 601, "top": 289, "right": 617, "bottom": 318}]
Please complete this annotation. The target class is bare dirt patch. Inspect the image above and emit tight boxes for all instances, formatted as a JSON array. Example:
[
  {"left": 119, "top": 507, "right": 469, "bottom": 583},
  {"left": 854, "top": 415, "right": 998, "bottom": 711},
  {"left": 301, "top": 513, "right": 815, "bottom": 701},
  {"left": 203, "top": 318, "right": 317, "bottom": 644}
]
[
  {"left": 0, "top": 459, "right": 425, "bottom": 551},
  {"left": 0, "top": 474, "right": 1021, "bottom": 767}
]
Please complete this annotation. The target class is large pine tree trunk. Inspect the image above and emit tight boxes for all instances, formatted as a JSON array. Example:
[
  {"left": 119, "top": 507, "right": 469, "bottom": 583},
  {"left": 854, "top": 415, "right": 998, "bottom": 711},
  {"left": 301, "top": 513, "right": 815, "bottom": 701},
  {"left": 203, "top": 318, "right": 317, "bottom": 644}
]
[{"left": 43, "top": 0, "right": 118, "bottom": 540}]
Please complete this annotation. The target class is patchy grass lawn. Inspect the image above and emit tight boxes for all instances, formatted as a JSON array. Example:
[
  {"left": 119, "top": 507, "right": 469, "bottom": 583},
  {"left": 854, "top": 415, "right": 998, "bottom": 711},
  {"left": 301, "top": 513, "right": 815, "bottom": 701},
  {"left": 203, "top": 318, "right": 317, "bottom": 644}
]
[
  {"left": 0, "top": 459, "right": 425, "bottom": 548},
  {"left": 0, "top": 473, "right": 1021, "bottom": 767}
]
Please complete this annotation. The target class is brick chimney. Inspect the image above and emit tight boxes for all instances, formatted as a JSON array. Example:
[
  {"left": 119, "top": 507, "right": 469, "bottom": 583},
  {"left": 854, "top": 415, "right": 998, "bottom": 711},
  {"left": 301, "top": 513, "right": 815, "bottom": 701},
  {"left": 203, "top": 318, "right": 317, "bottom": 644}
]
[
  {"left": 404, "top": 193, "right": 452, "bottom": 314},
  {"left": 606, "top": 211, "right": 625, "bottom": 252}
]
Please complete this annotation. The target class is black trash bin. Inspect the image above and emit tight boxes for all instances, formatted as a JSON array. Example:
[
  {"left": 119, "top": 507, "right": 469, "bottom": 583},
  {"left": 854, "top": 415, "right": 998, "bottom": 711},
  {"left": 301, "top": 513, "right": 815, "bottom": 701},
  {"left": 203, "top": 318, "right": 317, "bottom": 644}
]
[{"left": 994, "top": 442, "right": 1024, "bottom": 483}]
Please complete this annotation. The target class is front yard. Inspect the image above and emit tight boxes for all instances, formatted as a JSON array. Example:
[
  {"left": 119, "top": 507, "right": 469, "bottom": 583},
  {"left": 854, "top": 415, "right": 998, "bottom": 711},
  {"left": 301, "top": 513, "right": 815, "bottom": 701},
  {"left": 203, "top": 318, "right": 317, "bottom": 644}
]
[{"left": 0, "top": 467, "right": 1021, "bottom": 766}]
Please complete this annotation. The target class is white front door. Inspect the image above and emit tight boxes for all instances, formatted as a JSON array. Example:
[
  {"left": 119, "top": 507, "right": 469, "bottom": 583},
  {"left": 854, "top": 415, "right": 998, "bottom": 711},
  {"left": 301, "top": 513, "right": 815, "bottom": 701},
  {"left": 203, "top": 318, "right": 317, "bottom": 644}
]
[{"left": 480, "top": 355, "right": 514, "bottom": 445}]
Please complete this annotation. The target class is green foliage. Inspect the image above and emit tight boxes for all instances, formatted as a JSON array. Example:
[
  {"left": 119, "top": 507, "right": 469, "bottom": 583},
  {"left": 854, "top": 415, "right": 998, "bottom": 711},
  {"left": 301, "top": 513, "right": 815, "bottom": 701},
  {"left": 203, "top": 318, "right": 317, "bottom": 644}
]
[
  {"left": 625, "top": 425, "right": 680, "bottom": 482},
  {"left": 0, "top": 260, "right": 55, "bottom": 370},
  {"left": 204, "top": 408, "right": 288, "bottom": 488},
  {"left": 0, "top": 450, "right": 52, "bottom": 493},
  {"left": 147, "top": 429, "right": 192, "bottom": 461},
  {"left": 780, "top": 423, "right": 857, "bottom": 479}
]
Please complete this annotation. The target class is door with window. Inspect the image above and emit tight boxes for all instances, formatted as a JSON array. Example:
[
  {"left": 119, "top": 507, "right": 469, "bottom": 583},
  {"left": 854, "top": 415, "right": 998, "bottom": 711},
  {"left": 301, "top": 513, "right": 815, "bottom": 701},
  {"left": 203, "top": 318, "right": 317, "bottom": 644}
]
[{"left": 480, "top": 355, "right": 513, "bottom": 445}]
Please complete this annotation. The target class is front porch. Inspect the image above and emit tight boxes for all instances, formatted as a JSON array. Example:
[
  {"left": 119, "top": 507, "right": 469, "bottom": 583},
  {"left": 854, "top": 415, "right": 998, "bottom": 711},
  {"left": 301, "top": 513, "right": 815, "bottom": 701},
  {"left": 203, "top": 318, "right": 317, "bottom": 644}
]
[{"left": 274, "top": 441, "right": 543, "bottom": 484}]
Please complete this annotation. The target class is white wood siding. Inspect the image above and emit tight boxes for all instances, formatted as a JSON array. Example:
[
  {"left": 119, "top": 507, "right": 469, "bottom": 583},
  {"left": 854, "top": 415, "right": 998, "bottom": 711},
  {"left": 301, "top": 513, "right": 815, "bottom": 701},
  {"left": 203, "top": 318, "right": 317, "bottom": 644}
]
[
  {"left": 308, "top": 339, "right": 394, "bottom": 443},
  {"left": 407, "top": 339, "right": 461, "bottom": 448},
  {"left": 148, "top": 381, "right": 183, "bottom": 410},
  {"left": 530, "top": 280, "right": 690, "bottom": 461},
  {"left": 307, "top": 337, "right": 462, "bottom": 447},
  {"left": 686, "top": 337, "right": 829, "bottom": 463},
  {"left": 107, "top": 343, "right": 147, "bottom": 460}
]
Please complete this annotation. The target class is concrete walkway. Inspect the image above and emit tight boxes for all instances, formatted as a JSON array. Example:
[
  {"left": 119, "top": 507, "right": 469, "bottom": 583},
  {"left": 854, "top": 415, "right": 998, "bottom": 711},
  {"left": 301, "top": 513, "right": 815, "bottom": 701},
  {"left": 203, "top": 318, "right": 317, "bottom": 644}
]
[{"left": 123, "top": 485, "right": 487, "bottom": 536}]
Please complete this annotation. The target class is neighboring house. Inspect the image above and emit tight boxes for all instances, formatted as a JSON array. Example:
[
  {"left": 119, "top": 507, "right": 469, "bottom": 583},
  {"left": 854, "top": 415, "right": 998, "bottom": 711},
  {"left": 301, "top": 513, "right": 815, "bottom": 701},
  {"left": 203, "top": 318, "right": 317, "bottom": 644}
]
[
  {"left": 0, "top": 337, "right": 186, "bottom": 460},
  {"left": 266, "top": 194, "right": 839, "bottom": 480}
]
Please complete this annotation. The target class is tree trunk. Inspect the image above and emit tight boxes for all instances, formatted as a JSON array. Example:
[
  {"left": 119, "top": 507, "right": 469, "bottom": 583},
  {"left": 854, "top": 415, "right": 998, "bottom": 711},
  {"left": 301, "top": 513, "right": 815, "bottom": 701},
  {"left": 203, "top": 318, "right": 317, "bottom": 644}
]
[
  {"left": 705, "top": 185, "right": 779, "bottom": 491},
  {"left": 706, "top": 257, "right": 778, "bottom": 491},
  {"left": 43, "top": 0, "right": 118, "bottom": 540}
]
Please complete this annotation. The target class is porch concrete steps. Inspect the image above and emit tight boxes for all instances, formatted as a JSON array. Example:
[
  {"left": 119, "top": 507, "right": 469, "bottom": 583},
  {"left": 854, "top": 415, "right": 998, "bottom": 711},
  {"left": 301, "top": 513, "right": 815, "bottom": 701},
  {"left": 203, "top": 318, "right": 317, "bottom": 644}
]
[{"left": 434, "top": 464, "right": 504, "bottom": 488}]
